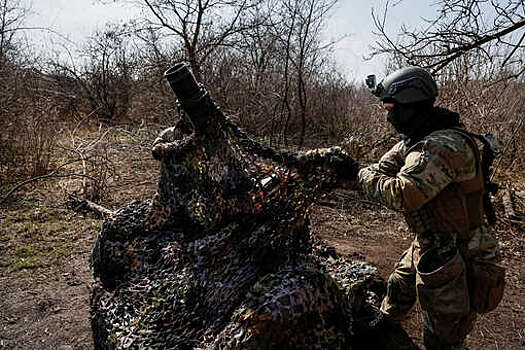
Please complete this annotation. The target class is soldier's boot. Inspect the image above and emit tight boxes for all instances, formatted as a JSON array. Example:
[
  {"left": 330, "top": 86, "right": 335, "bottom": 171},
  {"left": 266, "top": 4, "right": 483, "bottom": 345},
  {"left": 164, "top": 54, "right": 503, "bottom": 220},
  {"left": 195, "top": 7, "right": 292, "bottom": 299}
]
[
  {"left": 423, "top": 327, "right": 467, "bottom": 350},
  {"left": 368, "top": 308, "right": 388, "bottom": 330},
  {"left": 353, "top": 304, "right": 419, "bottom": 350},
  {"left": 353, "top": 303, "right": 390, "bottom": 333}
]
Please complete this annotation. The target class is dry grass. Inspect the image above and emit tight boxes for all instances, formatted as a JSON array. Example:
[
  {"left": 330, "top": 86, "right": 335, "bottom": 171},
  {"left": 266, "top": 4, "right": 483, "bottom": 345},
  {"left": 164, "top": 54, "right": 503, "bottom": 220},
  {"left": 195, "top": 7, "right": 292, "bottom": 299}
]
[
  {"left": 1, "top": 114, "right": 523, "bottom": 349},
  {"left": 0, "top": 50, "right": 524, "bottom": 349}
]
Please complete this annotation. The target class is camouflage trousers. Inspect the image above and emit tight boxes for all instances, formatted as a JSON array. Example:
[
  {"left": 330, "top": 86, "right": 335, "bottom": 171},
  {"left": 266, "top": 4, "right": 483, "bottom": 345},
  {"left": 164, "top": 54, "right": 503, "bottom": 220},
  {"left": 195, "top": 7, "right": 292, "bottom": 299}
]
[{"left": 380, "top": 235, "right": 477, "bottom": 350}]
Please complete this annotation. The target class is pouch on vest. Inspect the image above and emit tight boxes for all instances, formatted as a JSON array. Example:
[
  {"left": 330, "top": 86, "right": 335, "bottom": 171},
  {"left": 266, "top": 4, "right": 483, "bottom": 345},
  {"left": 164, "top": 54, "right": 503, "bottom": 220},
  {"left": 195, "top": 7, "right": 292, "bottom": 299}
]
[
  {"left": 416, "top": 248, "right": 472, "bottom": 341},
  {"left": 468, "top": 258, "right": 505, "bottom": 314},
  {"left": 416, "top": 248, "right": 470, "bottom": 317},
  {"left": 465, "top": 226, "right": 506, "bottom": 314}
]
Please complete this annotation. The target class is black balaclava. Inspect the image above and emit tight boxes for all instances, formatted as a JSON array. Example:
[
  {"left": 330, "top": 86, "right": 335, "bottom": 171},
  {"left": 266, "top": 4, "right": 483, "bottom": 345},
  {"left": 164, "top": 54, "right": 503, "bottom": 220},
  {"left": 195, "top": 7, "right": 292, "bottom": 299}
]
[
  {"left": 387, "top": 100, "right": 462, "bottom": 147},
  {"left": 387, "top": 102, "right": 427, "bottom": 136}
]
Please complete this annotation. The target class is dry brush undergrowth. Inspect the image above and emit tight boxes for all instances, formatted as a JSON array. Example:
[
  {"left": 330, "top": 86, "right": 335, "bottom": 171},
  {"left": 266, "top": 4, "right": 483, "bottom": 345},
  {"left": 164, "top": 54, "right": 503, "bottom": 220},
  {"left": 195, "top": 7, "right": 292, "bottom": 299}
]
[
  {"left": 1, "top": 0, "right": 523, "bottom": 347},
  {"left": 0, "top": 55, "right": 524, "bottom": 349}
]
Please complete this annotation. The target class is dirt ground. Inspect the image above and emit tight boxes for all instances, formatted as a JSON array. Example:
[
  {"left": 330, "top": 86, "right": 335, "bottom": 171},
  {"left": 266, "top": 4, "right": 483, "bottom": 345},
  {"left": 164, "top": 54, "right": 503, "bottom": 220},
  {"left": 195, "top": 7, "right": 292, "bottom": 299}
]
[{"left": 0, "top": 126, "right": 523, "bottom": 349}]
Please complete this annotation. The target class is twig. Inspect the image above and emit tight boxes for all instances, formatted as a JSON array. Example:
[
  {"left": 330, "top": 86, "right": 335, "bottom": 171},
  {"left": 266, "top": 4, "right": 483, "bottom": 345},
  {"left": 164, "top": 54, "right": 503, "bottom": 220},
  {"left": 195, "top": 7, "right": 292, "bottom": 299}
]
[
  {"left": 501, "top": 218, "right": 524, "bottom": 226},
  {"left": 1, "top": 172, "right": 99, "bottom": 205},
  {"left": 335, "top": 191, "right": 386, "bottom": 208},
  {"left": 502, "top": 187, "right": 517, "bottom": 219},
  {"left": 430, "top": 19, "right": 525, "bottom": 74},
  {"left": 316, "top": 200, "right": 344, "bottom": 209},
  {"left": 492, "top": 111, "right": 525, "bottom": 179},
  {"left": 69, "top": 195, "right": 114, "bottom": 219},
  {"left": 359, "top": 133, "right": 398, "bottom": 157},
  {"left": 71, "top": 107, "right": 102, "bottom": 138},
  {"left": 2, "top": 26, "right": 75, "bottom": 44}
]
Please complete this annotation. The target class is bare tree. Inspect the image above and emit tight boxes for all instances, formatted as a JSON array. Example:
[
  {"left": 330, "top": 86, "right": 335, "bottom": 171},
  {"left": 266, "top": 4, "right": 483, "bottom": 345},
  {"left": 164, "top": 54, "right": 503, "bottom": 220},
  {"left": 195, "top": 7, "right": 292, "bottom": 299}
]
[
  {"left": 0, "top": 0, "right": 29, "bottom": 63},
  {"left": 370, "top": 0, "right": 525, "bottom": 79},
  {"left": 208, "top": 0, "right": 340, "bottom": 149},
  {"left": 274, "top": 0, "right": 337, "bottom": 148},
  {"left": 125, "top": 0, "right": 265, "bottom": 81},
  {"left": 51, "top": 24, "right": 136, "bottom": 121}
]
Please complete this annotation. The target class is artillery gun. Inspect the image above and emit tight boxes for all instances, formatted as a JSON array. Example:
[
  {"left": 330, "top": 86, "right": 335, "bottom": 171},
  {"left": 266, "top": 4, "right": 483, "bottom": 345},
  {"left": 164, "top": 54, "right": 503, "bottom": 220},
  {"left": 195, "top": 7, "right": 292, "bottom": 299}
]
[{"left": 90, "top": 63, "right": 417, "bottom": 349}]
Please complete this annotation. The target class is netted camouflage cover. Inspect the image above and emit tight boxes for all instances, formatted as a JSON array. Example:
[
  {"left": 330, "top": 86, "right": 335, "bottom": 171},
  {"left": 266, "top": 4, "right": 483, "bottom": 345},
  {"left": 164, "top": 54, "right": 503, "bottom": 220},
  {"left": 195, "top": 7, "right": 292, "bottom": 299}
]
[{"left": 90, "top": 65, "right": 416, "bottom": 349}]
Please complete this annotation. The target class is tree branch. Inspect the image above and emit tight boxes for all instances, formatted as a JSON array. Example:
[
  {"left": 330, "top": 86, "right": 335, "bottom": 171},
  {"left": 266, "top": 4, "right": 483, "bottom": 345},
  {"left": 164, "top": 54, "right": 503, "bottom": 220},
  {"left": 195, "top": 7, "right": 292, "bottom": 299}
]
[{"left": 1, "top": 172, "right": 101, "bottom": 205}]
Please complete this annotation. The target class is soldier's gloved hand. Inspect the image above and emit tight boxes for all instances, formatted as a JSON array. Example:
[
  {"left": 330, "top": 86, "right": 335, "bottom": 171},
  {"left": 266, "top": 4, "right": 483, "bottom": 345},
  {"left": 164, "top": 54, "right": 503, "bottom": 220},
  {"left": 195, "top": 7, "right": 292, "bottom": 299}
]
[
  {"left": 153, "top": 126, "right": 177, "bottom": 147},
  {"left": 152, "top": 127, "right": 176, "bottom": 160},
  {"left": 325, "top": 150, "right": 359, "bottom": 181}
]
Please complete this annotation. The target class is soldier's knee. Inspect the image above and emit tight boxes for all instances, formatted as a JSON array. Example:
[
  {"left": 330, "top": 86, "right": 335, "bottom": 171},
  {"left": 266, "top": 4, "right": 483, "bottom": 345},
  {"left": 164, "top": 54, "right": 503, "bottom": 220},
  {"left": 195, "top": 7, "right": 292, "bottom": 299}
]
[
  {"left": 386, "top": 273, "right": 415, "bottom": 299},
  {"left": 387, "top": 273, "right": 402, "bottom": 290},
  {"left": 381, "top": 272, "right": 417, "bottom": 320}
]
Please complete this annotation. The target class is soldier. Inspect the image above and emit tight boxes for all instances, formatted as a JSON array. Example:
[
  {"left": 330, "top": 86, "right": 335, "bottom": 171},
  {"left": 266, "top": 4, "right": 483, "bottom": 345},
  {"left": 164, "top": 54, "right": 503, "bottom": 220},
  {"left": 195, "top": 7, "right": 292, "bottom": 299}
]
[{"left": 358, "top": 67, "right": 503, "bottom": 350}]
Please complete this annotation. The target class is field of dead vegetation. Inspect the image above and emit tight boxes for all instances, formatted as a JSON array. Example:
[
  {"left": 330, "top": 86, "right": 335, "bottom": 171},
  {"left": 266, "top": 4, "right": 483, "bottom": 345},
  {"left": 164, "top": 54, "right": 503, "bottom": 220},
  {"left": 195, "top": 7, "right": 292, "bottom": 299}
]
[{"left": 0, "top": 122, "right": 523, "bottom": 349}]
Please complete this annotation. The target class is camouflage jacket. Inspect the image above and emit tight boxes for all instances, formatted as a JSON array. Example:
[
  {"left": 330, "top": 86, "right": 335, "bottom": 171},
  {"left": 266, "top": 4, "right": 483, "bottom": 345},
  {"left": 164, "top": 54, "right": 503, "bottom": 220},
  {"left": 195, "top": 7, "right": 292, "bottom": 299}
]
[{"left": 358, "top": 128, "right": 478, "bottom": 213}]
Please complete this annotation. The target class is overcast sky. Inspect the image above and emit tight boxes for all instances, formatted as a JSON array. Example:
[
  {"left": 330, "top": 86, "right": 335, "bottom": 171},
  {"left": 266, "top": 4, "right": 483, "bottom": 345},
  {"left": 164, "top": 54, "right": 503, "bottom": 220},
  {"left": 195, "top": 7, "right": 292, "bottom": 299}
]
[{"left": 26, "top": 0, "right": 437, "bottom": 81}]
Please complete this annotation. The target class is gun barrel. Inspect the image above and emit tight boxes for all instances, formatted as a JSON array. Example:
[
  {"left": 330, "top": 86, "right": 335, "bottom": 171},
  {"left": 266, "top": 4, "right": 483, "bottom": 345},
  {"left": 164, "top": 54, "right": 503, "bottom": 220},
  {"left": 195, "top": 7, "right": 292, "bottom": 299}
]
[
  {"left": 164, "top": 63, "right": 212, "bottom": 130},
  {"left": 164, "top": 63, "right": 202, "bottom": 102}
]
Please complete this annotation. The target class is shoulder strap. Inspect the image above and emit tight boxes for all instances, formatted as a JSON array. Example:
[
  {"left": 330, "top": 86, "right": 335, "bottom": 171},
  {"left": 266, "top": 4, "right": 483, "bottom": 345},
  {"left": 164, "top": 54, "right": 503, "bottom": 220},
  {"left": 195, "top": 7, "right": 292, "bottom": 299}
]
[
  {"left": 448, "top": 128, "right": 482, "bottom": 174},
  {"left": 451, "top": 128, "right": 501, "bottom": 225}
]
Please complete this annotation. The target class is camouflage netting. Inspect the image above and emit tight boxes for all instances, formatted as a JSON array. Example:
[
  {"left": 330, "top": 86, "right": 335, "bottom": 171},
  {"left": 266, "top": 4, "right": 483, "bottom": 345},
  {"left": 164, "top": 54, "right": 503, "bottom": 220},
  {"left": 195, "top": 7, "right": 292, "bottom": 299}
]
[{"left": 90, "top": 64, "right": 418, "bottom": 349}]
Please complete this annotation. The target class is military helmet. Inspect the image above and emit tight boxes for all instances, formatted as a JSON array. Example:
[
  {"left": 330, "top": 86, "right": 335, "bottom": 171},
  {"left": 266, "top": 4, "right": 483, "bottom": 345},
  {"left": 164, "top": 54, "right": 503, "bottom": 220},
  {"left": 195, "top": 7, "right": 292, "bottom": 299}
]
[{"left": 371, "top": 67, "right": 438, "bottom": 104}]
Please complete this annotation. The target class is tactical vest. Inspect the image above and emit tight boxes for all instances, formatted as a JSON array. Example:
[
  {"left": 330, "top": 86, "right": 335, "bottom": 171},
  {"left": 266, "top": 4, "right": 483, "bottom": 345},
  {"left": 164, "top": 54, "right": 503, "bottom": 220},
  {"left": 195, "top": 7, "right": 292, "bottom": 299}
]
[{"left": 404, "top": 130, "right": 485, "bottom": 242}]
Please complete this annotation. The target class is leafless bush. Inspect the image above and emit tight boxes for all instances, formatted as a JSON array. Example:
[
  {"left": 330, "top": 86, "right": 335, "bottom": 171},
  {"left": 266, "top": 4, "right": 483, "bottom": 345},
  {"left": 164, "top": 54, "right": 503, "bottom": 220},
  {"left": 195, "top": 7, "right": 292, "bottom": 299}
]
[
  {"left": 0, "top": 0, "right": 28, "bottom": 62},
  {"left": 54, "top": 121, "right": 116, "bottom": 203},
  {"left": 0, "top": 66, "right": 60, "bottom": 187},
  {"left": 439, "top": 76, "right": 525, "bottom": 175},
  {"left": 0, "top": 58, "right": 115, "bottom": 204},
  {"left": 127, "top": 52, "right": 181, "bottom": 126},
  {"left": 50, "top": 24, "right": 137, "bottom": 122},
  {"left": 120, "top": 0, "right": 345, "bottom": 150},
  {"left": 4, "top": 0, "right": 521, "bottom": 205},
  {"left": 127, "top": 0, "right": 266, "bottom": 81}
]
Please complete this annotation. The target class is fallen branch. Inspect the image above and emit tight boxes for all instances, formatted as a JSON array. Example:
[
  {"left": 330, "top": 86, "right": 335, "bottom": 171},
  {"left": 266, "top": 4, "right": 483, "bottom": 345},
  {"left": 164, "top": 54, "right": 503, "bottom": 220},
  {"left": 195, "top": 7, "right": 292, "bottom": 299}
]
[
  {"left": 502, "top": 187, "right": 517, "bottom": 219},
  {"left": 316, "top": 200, "right": 344, "bottom": 209},
  {"left": 335, "top": 191, "right": 386, "bottom": 208},
  {"left": 0, "top": 172, "right": 99, "bottom": 205},
  {"left": 501, "top": 217, "right": 524, "bottom": 227},
  {"left": 69, "top": 195, "right": 114, "bottom": 219}
]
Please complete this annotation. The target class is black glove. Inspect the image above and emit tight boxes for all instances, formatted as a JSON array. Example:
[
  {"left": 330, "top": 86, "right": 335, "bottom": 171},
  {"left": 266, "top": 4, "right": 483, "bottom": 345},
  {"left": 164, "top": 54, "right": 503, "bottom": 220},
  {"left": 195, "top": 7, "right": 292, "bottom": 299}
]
[{"left": 326, "top": 151, "right": 359, "bottom": 181}]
